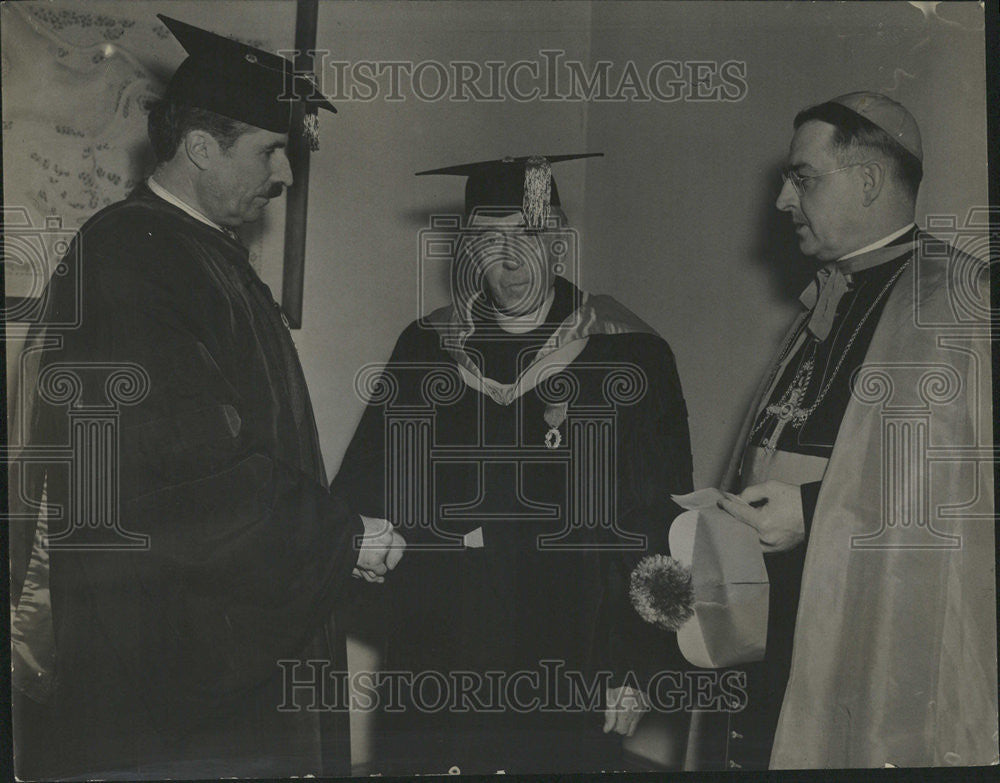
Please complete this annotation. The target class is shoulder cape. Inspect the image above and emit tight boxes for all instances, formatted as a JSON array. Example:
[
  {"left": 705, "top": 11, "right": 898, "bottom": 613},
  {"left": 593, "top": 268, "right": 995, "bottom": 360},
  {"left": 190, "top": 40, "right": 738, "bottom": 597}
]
[{"left": 728, "top": 239, "right": 996, "bottom": 767}]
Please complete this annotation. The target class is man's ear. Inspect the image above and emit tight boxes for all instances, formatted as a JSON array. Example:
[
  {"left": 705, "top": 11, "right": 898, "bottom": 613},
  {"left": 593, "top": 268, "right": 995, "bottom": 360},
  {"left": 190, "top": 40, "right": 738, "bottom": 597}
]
[
  {"left": 182, "top": 129, "right": 216, "bottom": 172},
  {"left": 860, "top": 160, "right": 885, "bottom": 207}
]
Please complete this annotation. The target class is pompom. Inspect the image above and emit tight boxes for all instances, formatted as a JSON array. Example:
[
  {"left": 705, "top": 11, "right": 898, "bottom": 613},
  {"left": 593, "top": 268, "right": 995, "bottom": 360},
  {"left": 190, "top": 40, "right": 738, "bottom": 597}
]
[{"left": 629, "top": 554, "right": 695, "bottom": 631}]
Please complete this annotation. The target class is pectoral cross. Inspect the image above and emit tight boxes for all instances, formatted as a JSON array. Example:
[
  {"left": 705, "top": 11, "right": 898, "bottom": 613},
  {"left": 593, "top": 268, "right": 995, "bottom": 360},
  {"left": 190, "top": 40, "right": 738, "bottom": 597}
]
[
  {"left": 761, "top": 357, "right": 814, "bottom": 453},
  {"left": 762, "top": 388, "right": 806, "bottom": 453}
]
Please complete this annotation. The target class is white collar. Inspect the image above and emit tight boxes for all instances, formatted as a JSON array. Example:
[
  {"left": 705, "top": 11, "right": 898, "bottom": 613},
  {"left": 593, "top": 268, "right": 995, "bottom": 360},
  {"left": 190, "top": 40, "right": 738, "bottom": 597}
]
[
  {"left": 147, "top": 176, "right": 227, "bottom": 234},
  {"left": 838, "top": 222, "right": 915, "bottom": 262}
]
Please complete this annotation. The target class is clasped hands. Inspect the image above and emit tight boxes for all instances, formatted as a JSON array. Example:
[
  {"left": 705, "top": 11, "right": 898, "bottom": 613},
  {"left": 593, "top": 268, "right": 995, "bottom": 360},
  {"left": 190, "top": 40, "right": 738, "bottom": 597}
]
[
  {"left": 353, "top": 515, "right": 406, "bottom": 583},
  {"left": 717, "top": 479, "right": 805, "bottom": 553}
]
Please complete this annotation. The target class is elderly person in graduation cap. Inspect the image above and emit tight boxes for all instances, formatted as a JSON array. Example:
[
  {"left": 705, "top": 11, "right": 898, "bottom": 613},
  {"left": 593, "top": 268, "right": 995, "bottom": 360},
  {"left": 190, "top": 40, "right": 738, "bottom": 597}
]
[
  {"left": 332, "top": 155, "right": 694, "bottom": 774},
  {"left": 711, "top": 92, "right": 996, "bottom": 769},
  {"left": 12, "top": 15, "right": 404, "bottom": 780}
]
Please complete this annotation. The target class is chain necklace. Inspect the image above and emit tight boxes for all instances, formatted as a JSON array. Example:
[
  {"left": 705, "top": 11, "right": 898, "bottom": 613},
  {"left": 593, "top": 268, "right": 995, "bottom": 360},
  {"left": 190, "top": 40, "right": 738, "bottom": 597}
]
[{"left": 751, "top": 259, "right": 909, "bottom": 453}]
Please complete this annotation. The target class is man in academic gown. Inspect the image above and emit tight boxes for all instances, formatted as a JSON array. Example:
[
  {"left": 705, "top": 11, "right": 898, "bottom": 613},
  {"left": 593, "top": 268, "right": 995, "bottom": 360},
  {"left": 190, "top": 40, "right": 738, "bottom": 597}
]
[
  {"left": 712, "top": 93, "right": 996, "bottom": 769},
  {"left": 10, "top": 16, "right": 404, "bottom": 780},
  {"left": 331, "top": 154, "right": 694, "bottom": 775}
]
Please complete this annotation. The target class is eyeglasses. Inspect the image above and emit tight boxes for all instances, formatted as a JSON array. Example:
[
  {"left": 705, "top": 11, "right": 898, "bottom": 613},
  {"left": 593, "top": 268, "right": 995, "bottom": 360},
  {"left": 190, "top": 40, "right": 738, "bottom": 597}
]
[{"left": 780, "top": 162, "right": 868, "bottom": 195}]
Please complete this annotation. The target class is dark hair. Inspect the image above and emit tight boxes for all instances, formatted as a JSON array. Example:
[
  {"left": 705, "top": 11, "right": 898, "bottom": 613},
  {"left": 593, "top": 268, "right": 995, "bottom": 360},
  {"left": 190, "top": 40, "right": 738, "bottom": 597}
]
[
  {"left": 793, "top": 102, "right": 923, "bottom": 200},
  {"left": 147, "top": 98, "right": 251, "bottom": 163}
]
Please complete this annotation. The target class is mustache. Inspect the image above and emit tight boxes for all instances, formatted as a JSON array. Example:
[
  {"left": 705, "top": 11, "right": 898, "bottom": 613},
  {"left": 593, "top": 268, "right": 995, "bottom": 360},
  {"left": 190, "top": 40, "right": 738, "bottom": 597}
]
[{"left": 264, "top": 183, "right": 285, "bottom": 199}]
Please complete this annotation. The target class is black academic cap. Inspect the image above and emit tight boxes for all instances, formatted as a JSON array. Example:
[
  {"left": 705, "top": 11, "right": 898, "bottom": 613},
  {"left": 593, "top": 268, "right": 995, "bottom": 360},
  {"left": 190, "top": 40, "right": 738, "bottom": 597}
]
[
  {"left": 416, "top": 153, "right": 603, "bottom": 226},
  {"left": 158, "top": 14, "right": 335, "bottom": 145}
]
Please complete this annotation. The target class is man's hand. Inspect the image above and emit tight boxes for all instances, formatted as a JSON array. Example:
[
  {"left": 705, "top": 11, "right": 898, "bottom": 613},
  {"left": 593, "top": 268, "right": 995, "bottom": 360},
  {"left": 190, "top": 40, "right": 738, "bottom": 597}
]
[
  {"left": 603, "top": 685, "right": 649, "bottom": 737},
  {"left": 353, "top": 515, "right": 405, "bottom": 583},
  {"left": 717, "top": 480, "right": 804, "bottom": 553}
]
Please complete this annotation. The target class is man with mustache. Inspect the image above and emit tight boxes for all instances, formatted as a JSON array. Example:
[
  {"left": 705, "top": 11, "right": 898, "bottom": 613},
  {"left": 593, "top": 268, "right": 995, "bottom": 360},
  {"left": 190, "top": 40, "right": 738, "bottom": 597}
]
[
  {"left": 11, "top": 15, "right": 404, "bottom": 779},
  {"left": 332, "top": 155, "right": 694, "bottom": 774},
  {"left": 712, "top": 93, "right": 995, "bottom": 768}
]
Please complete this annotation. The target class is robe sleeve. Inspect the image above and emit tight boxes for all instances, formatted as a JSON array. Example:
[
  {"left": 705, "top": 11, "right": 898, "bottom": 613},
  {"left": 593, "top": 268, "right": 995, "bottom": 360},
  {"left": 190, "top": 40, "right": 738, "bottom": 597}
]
[
  {"left": 604, "top": 335, "right": 695, "bottom": 693},
  {"left": 46, "top": 221, "right": 364, "bottom": 714},
  {"left": 330, "top": 322, "right": 427, "bottom": 520}
]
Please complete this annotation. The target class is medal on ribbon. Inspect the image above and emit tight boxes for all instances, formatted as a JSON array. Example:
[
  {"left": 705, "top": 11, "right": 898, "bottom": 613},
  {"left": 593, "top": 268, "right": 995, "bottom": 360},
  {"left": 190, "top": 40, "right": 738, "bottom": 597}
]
[{"left": 543, "top": 402, "right": 568, "bottom": 449}]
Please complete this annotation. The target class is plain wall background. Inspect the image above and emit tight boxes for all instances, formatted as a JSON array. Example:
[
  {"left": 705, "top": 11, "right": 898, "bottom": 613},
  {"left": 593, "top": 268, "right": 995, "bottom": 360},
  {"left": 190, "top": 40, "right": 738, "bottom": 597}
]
[
  {"left": 579, "top": 0, "right": 988, "bottom": 487},
  {"left": 3, "top": 0, "right": 988, "bottom": 772}
]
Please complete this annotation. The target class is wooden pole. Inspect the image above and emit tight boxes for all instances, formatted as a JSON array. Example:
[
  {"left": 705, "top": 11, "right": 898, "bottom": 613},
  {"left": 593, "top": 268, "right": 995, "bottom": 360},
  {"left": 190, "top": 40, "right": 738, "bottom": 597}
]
[{"left": 281, "top": 0, "right": 319, "bottom": 329}]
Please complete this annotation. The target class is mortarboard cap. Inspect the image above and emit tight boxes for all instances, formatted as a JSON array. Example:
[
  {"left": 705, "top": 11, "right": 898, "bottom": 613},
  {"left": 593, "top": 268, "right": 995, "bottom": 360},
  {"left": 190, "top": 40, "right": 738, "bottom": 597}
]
[
  {"left": 828, "top": 91, "right": 922, "bottom": 161},
  {"left": 158, "top": 14, "right": 336, "bottom": 149},
  {"left": 416, "top": 153, "right": 603, "bottom": 227}
]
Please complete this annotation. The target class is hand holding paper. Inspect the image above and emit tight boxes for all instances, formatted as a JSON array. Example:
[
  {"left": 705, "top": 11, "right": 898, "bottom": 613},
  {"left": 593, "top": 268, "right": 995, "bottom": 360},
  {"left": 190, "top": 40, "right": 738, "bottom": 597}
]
[{"left": 718, "top": 480, "right": 805, "bottom": 553}]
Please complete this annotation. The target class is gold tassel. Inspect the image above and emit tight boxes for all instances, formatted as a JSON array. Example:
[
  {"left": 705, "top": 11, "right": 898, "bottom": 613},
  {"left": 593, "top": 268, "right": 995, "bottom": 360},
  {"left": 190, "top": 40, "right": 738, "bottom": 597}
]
[
  {"left": 303, "top": 111, "right": 320, "bottom": 152},
  {"left": 522, "top": 156, "right": 552, "bottom": 228}
]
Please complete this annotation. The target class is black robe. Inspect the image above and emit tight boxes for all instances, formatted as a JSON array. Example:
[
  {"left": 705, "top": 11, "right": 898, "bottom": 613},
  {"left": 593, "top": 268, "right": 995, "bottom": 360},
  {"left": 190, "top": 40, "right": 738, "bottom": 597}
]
[
  {"left": 331, "top": 277, "right": 694, "bottom": 775},
  {"left": 15, "top": 185, "right": 361, "bottom": 779}
]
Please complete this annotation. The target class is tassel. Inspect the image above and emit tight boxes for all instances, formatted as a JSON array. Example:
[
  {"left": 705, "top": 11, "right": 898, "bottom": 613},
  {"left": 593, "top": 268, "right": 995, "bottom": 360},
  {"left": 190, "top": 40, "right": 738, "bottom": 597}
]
[
  {"left": 522, "top": 156, "right": 552, "bottom": 228},
  {"left": 629, "top": 554, "right": 695, "bottom": 631},
  {"left": 303, "top": 111, "right": 320, "bottom": 152}
]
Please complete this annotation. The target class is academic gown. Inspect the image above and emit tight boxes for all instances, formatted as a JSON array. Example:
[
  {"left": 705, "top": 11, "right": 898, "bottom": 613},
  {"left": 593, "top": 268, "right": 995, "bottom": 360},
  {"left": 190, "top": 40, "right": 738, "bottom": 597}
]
[
  {"left": 13, "top": 185, "right": 362, "bottom": 779},
  {"left": 332, "top": 277, "right": 694, "bottom": 775}
]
